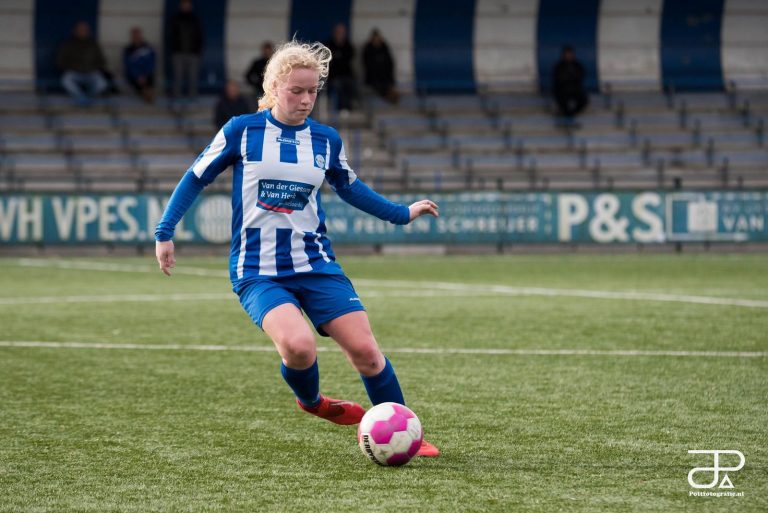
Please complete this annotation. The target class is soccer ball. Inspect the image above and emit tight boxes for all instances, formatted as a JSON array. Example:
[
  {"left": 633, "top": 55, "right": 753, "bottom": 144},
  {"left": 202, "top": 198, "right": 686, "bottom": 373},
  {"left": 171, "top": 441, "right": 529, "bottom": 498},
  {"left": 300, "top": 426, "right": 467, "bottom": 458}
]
[{"left": 357, "top": 402, "right": 423, "bottom": 466}]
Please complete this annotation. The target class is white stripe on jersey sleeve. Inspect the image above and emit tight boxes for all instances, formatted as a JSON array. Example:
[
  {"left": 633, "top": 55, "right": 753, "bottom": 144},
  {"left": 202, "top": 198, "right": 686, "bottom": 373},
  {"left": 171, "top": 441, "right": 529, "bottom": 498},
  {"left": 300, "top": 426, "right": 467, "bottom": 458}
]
[
  {"left": 192, "top": 128, "right": 228, "bottom": 178},
  {"left": 240, "top": 125, "right": 248, "bottom": 161},
  {"left": 337, "top": 142, "right": 358, "bottom": 184}
]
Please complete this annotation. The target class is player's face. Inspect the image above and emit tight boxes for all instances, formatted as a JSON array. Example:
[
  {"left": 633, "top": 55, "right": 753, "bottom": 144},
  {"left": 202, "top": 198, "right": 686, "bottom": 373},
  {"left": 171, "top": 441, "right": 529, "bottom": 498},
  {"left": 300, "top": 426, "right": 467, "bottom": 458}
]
[{"left": 273, "top": 67, "right": 319, "bottom": 125}]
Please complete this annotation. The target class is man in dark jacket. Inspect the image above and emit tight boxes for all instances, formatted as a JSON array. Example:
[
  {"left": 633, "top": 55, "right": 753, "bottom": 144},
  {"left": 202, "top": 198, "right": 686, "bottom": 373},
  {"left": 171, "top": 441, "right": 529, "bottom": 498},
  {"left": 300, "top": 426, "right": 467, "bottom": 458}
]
[
  {"left": 56, "top": 21, "right": 108, "bottom": 105},
  {"left": 214, "top": 80, "right": 251, "bottom": 129},
  {"left": 123, "top": 27, "right": 156, "bottom": 103},
  {"left": 363, "top": 29, "right": 397, "bottom": 103},
  {"left": 169, "top": 0, "right": 203, "bottom": 100},
  {"left": 325, "top": 23, "right": 357, "bottom": 111},
  {"left": 552, "top": 46, "right": 588, "bottom": 122},
  {"left": 245, "top": 41, "right": 274, "bottom": 99}
]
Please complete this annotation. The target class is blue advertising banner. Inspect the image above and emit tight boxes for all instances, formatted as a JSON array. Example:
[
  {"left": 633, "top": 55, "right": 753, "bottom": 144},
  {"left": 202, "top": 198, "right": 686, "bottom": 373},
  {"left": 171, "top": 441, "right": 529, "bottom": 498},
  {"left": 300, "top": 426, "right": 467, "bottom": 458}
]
[{"left": 0, "top": 191, "right": 766, "bottom": 245}]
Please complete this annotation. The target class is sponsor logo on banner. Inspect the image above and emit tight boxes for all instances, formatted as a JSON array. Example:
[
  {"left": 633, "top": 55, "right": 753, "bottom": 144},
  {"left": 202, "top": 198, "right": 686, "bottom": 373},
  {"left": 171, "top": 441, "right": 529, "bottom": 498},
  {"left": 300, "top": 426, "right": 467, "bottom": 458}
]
[{"left": 1, "top": 191, "right": 766, "bottom": 244}]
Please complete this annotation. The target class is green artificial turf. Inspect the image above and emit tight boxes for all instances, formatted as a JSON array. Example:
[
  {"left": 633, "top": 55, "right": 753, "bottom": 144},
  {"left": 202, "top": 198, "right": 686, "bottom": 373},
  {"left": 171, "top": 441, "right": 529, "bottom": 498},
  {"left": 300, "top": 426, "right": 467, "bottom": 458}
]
[{"left": 0, "top": 254, "right": 766, "bottom": 512}]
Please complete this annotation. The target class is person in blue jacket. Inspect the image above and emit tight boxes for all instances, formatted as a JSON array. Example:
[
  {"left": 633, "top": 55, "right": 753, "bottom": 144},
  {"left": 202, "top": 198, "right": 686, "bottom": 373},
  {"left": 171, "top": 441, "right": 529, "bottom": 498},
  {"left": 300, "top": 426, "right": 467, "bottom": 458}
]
[
  {"left": 154, "top": 40, "right": 440, "bottom": 457},
  {"left": 123, "top": 27, "right": 156, "bottom": 103}
]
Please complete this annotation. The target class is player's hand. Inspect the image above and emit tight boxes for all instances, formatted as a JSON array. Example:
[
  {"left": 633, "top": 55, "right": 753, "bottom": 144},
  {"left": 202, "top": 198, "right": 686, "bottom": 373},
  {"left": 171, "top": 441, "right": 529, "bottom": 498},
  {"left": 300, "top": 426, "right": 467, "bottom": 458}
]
[
  {"left": 408, "top": 199, "right": 439, "bottom": 222},
  {"left": 155, "top": 240, "right": 176, "bottom": 276}
]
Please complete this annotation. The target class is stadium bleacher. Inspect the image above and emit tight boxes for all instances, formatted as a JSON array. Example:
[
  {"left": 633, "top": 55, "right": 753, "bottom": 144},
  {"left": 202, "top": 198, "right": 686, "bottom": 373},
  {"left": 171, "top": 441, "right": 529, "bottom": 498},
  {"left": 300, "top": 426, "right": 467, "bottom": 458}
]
[
  {"left": 1, "top": 85, "right": 766, "bottom": 193},
  {"left": 0, "top": 0, "right": 766, "bottom": 195}
]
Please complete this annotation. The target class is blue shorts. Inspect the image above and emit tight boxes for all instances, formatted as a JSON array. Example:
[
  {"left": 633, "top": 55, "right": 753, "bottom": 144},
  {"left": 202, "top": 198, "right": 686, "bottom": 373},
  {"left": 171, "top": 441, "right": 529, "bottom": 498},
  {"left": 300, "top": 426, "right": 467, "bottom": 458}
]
[{"left": 237, "top": 270, "right": 366, "bottom": 337}]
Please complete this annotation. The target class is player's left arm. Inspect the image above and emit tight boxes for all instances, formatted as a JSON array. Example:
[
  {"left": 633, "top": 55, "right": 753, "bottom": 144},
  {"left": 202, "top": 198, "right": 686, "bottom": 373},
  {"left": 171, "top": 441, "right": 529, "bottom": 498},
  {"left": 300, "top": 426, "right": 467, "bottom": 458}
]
[{"left": 326, "top": 136, "right": 438, "bottom": 224}]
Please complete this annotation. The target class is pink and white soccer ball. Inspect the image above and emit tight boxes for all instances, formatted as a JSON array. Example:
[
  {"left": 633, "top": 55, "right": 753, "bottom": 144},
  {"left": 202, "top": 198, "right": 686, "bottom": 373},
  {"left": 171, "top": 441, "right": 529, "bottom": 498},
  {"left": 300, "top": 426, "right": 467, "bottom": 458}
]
[{"left": 357, "top": 402, "right": 423, "bottom": 466}]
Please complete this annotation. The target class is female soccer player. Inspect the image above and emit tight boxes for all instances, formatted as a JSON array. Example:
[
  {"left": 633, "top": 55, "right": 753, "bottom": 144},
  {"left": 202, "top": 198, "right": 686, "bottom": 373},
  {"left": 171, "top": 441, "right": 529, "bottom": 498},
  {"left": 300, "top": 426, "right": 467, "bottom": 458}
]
[{"left": 155, "top": 40, "right": 439, "bottom": 457}]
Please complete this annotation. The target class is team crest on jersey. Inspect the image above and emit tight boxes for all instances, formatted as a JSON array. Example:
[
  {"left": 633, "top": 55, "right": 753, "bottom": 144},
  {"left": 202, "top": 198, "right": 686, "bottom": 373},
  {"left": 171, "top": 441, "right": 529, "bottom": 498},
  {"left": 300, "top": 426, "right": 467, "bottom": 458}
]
[{"left": 315, "top": 154, "right": 326, "bottom": 169}]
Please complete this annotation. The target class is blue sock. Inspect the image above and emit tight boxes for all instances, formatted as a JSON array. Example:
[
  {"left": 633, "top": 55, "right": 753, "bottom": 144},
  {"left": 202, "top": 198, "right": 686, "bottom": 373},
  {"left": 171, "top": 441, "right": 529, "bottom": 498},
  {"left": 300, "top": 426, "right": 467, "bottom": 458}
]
[
  {"left": 361, "top": 358, "right": 405, "bottom": 405},
  {"left": 281, "top": 360, "right": 321, "bottom": 408}
]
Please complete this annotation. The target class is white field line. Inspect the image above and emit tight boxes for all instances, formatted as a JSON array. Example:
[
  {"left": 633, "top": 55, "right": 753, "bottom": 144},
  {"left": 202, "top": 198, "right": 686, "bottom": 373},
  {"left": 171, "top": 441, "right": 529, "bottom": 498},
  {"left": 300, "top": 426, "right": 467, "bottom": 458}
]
[
  {"left": 0, "top": 290, "right": 488, "bottom": 305},
  {"left": 0, "top": 293, "right": 233, "bottom": 305},
  {"left": 353, "top": 279, "right": 768, "bottom": 309},
  {"left": 15, "top": 258, "right": 228, "bottom": 277},
  {"left": 0, "top": 341, "right": 765, "bottom": 358},
  {"left": 11, "top": 258, "right": 768, "bottom": 309}
]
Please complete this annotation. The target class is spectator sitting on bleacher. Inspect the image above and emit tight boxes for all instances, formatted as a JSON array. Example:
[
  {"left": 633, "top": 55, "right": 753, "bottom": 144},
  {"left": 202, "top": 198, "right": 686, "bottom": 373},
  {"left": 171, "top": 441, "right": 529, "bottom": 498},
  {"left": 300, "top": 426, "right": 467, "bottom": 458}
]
[
  {"left": 245, "top": 41, "right": 274, "bottom": 100},
  {"left": 325, "top": 22, "right": 358, "bottom": 112},
  {"left": 56, "top": 21, "right": 108, "bottom": 106},
  {"left": 363, "top": 29, "right": 398, "bottom": 104},
  {"left": 551, "top": 45, "right": 588, "bottom": 125},
  {"left": 123, "top": 27, "right": 157, "bottom": 104},
  {"left": 214, "top": 80, "right": 251, "bottom": 129}
]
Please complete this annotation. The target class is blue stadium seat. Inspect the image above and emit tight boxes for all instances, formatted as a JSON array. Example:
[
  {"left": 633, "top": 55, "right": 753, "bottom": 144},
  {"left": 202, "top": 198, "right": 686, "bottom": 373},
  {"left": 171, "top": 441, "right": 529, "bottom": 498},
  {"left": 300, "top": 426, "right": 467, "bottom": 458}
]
[
  {"left": 437, "top": 115, "right": 497, "bottom": 135},
  {"left": 128, "top": 134, "right": 193, "bottom": 153},
  {"left": 500, "top": 113, "right": 560, "bottom": 134},
  {"left": 425, "top": 95, "right": 486, "bottom": 115},
  {"left": 526, "top": 153, "right": 583, "bottom": 170},
  {"left": 390, "top": 135, "right": 445, "bottom": 152},
  {"left": 675, "top": 93, "right": 731, "bottom": 112},
  {"left": 120, "top": 114, "right": 181, "bottom": 133},
  {"left": 0, "top": 114, "right": 49, "bottom": 132},
  {"left": 63, "top": 133, "right": 125, "bottom": 153},
  {"left": 450, "top": 135, "right": 508, "bottom": 153},
  {"left": 0, "top": 92, "right": 43, "bottom": 113},
  {"left": 377, "top": 115, "right": 434, "bottom": 135},
  {"left": 8, "top": 153, "right": 70, "bottom": 173},
  {"left": 73, "top": 154, "right": 136, "bottom": 175},
  {"left": 511, "top": 134, "right": 572, "bottom": 152},
  {"left": 641, "top": 132, "right": 695, "bottom": 150},
  {"left": 486, "top": 94, "right": 548, "bottom": 114},
  {"left": 578, "top": 133, "right": 633, "bottom": 150},
  {"left": 138, "top": 153, "right": 196, "bottom": 177},
  {"left": 717, "top": 149, "right": 768, "bottom": 167},
  {"left": 589, "top": 152, "right": 645, "bottom": 170},
  {"left": 53, "top": 114, "right": 117, "bottom": 133},
  {"left": 692, "top": 113, "right": 747, "bottom": 131},
  {"left": 704, "top": 131, "right": 759, "bottom": 149},
  {"left": 0, "top": 133, "right": 61, "bottom": 153},
  {"left": 613, "top": 92, "right": 672, "bottom": 111},
  {"left": 628, "top": 112, "right": 680, "bottom": 130}
]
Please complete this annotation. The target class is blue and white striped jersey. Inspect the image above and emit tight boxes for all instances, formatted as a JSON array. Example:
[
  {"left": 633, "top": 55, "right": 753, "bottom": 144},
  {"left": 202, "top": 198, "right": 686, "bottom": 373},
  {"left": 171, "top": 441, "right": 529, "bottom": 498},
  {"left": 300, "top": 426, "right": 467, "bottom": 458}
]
[{"left": 155, "top": 110, "right": 409, "bottom": 289}]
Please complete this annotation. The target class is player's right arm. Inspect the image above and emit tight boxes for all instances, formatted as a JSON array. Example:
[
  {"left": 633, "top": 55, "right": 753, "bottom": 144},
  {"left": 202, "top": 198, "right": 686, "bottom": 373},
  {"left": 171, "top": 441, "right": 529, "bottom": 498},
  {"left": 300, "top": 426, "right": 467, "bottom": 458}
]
[{"left": 154, "top": 118, "right": 242, "bottom": 275}]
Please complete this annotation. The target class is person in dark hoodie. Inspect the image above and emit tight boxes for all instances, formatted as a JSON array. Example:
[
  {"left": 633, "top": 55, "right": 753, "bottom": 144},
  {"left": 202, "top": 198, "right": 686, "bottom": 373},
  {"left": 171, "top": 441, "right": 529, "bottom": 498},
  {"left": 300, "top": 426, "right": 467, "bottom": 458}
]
[
  {"left": 551, "top": 45, "right": 588, "bottom": 124},
  {"left": 213, "top": 80, "right": 251, "bottom": 129},
  {"left": 123, "top": 27, "right": 157, "bottom": 103},
  {"left": 324, "top": 23, "right": 357, "bottom": 111},
  {"left": 362, "top": 29, "right": 397, "bottom": 104},
  {"left": 56, "top": 21, "right": 108, "bottom": 106},
  {"left": 169, "top": 0, "right": 203, "bottom": 100},
  {"left": 245, "top": 41, "right": 274, "bottom": 100}
]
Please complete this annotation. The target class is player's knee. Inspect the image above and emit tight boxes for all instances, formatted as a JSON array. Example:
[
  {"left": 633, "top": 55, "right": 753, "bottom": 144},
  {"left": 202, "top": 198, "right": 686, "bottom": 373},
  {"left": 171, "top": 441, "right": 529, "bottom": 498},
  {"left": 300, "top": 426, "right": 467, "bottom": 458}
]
[
  {"left": 349, "top": 345, "right": 384, "bottom": 374},
  {"left": 277, "top": 333, "right": 316, "bottom": 367}
]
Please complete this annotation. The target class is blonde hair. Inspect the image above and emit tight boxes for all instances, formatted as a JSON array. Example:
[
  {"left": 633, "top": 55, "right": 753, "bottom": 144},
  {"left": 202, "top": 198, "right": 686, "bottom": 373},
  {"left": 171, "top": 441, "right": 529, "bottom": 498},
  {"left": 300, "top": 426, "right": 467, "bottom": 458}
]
[{"left": 258, "top": 40, "right": 331, "bottom": 111}]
